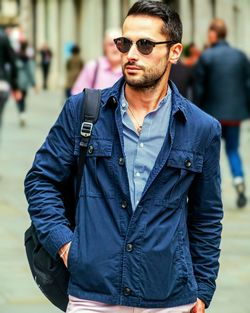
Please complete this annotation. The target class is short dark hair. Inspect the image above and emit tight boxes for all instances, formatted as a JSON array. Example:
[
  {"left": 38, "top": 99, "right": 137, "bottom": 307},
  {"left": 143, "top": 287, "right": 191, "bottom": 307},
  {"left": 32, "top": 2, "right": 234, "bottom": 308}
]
[
  {"left": 71, "top": 44, "right": 80, "bottom": 54},
  {"left": 20, "top": 40, "right": 28, "bottom": 52},
  {"left": 209, "top": 18, "right": 227, "bottom": 39},
  {"left": 127, "top": 0, "right": 182, "bottom": 43}
]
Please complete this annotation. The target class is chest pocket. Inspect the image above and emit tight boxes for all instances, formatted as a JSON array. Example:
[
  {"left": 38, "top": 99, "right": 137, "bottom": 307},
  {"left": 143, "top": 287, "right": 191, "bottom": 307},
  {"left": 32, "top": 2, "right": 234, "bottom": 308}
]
[
  {"left": 81, "top": 138, "right": 115, "bottom": 198},
  {"left": 159, "top": 149, "right": 203, "bottom": 207},
  {"left": 86, "top": 138, "right": 113, "bottom": 157},
  {"left": 167, "top": 149, "right": 203, "bottom": 173}
]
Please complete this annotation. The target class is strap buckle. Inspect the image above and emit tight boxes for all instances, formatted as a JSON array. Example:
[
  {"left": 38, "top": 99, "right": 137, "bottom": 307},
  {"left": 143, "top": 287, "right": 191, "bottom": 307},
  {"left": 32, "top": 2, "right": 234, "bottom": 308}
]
[{"left": 80, "top": 122, "right": 93, "bottom": 137}]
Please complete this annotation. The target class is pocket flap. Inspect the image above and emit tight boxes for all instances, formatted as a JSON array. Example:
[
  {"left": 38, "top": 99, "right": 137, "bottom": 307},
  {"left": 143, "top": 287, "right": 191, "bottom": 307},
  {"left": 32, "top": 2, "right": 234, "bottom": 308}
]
[
  {"left": 87, "top": 138, "right": 113, "bottom": 157},
  {"left": 74, "top": 137, "right": 113, "bottom": 157},
  {"left": 167, "top": 149, "right": 203, "bottom": 173}
]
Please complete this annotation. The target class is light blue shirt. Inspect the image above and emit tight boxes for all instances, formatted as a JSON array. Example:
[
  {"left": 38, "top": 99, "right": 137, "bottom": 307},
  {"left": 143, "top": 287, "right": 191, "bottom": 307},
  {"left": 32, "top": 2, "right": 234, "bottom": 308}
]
[{"left": 120, "top": 85, "right": 172, "bottom": 211}]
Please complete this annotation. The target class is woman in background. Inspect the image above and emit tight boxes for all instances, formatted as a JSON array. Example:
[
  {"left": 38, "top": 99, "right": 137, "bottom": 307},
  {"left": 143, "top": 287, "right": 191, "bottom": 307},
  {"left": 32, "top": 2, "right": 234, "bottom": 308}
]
[{"left": 16, "top": 40, "right": 37, "bottom": 127}]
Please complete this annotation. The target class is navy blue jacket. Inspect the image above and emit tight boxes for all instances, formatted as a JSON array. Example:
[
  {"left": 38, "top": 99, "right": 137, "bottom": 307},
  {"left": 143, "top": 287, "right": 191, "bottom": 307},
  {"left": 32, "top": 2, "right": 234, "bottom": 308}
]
[
  {"left": 194, "top": 40, "right": 250, "bottom": 121},
  {"left": 25, "top": 78, "right": 223, "bottom": 309}
]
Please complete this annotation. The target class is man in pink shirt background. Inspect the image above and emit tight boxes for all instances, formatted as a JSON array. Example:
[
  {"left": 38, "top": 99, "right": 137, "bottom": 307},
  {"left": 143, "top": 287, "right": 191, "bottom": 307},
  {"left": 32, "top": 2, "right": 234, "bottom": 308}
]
[{"left": 71, "top": 28, "right": 122, "bottom": 94}]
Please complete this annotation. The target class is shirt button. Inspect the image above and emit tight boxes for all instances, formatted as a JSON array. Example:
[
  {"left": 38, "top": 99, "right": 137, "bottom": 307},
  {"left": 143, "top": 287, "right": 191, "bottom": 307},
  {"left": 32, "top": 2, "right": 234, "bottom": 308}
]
[
  {"left": 123, "top": 287, "right": 132, "bottom": 296},
  {"left": 118, "top": 157, "right": 125, "bottom": 166},
  {"left": 121, "top": 200, "right": 128, "bottom": 209},
  {"left": 88, "top": 145, "right": 94, "bottom": 154},
  {"left": 139, "top": 142, "right": 144, "bottom": 148},
  {"left": 136, "top": 172, "right": 140, "bottom": 177},
  {"left": 126, "top": 243, "right": 133, "bottom": 252},
  {"left": 185, "top": 159, "right": 192, "bottom": 168}
]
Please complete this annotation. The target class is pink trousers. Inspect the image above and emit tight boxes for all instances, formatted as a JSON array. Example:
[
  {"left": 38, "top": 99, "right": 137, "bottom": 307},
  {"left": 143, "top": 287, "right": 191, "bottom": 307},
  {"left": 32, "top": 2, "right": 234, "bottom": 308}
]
[{"left": 67, "top": 296, "right": 196, "bottom": 313}]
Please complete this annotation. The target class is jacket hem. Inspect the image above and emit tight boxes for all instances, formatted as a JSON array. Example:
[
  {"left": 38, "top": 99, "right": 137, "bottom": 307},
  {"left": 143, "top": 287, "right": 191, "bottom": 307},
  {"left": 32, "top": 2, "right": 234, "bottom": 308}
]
[{"left": 68, "top": 286, "right": 198, "bottom": 309}]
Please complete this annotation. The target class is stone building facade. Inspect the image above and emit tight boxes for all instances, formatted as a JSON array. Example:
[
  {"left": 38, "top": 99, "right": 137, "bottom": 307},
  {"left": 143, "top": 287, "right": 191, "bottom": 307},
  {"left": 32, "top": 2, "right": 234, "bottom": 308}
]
[{"left": 1, "top": 0, "right": 250, "bottom": 87}]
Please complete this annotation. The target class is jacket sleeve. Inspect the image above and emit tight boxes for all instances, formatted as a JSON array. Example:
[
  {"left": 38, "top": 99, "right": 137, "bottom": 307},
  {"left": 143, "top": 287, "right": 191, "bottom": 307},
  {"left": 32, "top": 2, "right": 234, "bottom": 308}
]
[
  {"left": 193, "top": 55, "right": 207, "bottom": 107},
  {"left": 3, "top": 35, "right": 18, "bottom": 90},
  {"left": 245, "top": 56, "right": 250, "bottom": 114},
  {"left": 187, "top": 119, "right": 223, "bottom": 308},
  {"left": 24, "top": 96, "right": 81, "bottom": 259}
]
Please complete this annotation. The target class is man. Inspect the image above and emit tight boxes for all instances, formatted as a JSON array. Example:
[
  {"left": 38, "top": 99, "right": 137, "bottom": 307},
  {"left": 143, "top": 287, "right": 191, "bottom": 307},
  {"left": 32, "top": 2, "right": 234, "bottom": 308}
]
[
  {"left": 39, "top": 42, "right": 52, "bottom": 90},
  {"left": 65, "top": 45, "right": 84, "bottom": 98},
  {"left": 170, "top": 42, "right": 200, "bottom": 101},
  {"left": 25, "top": 2, "right": 223, "bottom": 313},
  {"left": 194, "top": 18, "right": 250, "bottom": 208},
  {"left": 0, "top": 27, "right": 21, "bottom": 132},
  {"left": 71, "top": 28, "right": 122, "bottom": 93}
]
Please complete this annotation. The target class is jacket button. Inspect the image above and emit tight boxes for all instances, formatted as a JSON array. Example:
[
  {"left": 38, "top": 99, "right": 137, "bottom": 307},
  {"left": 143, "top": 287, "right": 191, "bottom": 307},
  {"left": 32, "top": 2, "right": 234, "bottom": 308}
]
[
  {"left": 185, "top": 159, "right": 192, "bottom": 168},
  {"left": 88, "top": 145, "right": 94, "bottom": 154},
  {"left": 121, "top": 200, "right": 128, "bottom": 209},
  {"left": 123, "top": 287, "right": 132, "bottom": 296},
  {"left": 119, "top": 157, "right": 125, "bottom": 166},
  {"left": 126, "top": 243, "right": 133, "bottom": 252}
]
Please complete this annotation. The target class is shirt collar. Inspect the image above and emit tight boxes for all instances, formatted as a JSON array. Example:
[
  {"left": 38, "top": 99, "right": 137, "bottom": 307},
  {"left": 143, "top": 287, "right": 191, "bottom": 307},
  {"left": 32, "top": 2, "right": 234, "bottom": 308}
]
[{"left": 104, "top": 78, "right": 188, "bottom": 123}]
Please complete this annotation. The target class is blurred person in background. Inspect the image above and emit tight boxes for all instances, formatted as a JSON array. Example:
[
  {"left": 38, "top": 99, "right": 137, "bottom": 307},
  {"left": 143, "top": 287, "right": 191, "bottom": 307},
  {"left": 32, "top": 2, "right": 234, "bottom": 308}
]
[
  {"left": 182, "top": 42, "right": 201, "bottom": 67},
  {"left": 0, "top": 27, "right": 21, "bottom": 134},
  {"left": 16, "top": 40, "right": 37, "bottom": 127},
  {"left": 71, "top": 28, "right": 122, "bottom": 94},
  {"left": 39, "top": 42, "right": 52, "bottom": 90},
  {"left": 169, "top": 42, "right": 200, "bottom": 101},
  {"left": 194, "top": 18, "right": 250, "bottom": 208},
  {"left": 65, "top": 44, "right": 84, "bottom": 98}
]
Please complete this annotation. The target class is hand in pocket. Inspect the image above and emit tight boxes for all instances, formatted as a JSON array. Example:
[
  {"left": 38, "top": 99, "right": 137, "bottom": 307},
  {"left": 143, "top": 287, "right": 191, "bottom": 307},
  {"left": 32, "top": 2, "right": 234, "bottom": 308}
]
[{"left": 190, "top": 298, "right": 205, "bottom": 313}]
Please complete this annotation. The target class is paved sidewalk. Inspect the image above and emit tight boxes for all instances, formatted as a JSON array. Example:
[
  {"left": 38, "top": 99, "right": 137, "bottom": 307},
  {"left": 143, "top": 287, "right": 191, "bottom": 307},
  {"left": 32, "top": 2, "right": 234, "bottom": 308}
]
[{"left": 0, "top": 89, "right": 249, "bottom": 313}]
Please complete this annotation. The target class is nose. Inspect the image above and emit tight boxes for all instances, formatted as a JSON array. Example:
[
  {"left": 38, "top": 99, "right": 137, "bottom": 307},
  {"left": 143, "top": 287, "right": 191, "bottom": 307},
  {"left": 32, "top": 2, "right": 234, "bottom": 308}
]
[{"left": 127, "top": 42, "right": 139, "bottom": 61}]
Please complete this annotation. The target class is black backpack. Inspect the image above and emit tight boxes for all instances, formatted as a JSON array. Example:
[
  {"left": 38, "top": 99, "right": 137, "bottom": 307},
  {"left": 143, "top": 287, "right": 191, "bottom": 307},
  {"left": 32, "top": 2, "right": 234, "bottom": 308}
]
[{"left": 24, "top": 89, "right": 101, "bottom": 312}]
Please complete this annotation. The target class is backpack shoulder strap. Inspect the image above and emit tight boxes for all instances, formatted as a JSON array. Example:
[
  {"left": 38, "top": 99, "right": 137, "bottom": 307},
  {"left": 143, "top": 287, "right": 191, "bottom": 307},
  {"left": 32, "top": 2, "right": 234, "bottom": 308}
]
[
  {"left": 76, "top": 88, "right": 101, "bottom": 198},
  {"left": 80, "top": 88, "right": 101, "bottom": 138}
]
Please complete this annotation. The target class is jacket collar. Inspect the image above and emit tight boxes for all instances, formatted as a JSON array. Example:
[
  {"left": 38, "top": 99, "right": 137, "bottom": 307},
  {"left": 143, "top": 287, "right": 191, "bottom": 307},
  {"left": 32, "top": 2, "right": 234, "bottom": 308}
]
[
  {"left": 103, "top": 77, "right": 188, "bottom": 123},
  {"left": 212, "top": 39, "right": 229, "bottom": 48},
  {"left": 168, "top": 80, "right": 188, "bottom": 122}
]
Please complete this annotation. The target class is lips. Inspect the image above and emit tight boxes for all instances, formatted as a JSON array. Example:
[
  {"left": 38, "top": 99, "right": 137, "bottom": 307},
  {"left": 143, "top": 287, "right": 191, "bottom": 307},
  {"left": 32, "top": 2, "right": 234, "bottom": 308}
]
[
  {"left": 126, "top": 65, "right": 141, "bottom": 70},
  {"left": 125, "top": 65, "right": 142, "bottom": 74}
]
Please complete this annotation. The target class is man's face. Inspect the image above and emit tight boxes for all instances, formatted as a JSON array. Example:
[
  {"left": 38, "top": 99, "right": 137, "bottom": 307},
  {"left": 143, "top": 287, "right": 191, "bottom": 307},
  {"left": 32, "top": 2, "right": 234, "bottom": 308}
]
[
  {"left": 104, "top": 37, "right": 121, "bottom": 65},
  {"left": 208, "top": 30, "right": 218, "bottom": 46},
  {"left": 121, "top": 15, "right": 171, "bottom": 89}
]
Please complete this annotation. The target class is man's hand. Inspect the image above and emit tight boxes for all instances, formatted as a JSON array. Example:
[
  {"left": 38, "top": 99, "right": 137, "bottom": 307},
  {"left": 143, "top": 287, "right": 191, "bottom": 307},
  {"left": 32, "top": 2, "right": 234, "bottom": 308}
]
[
  {"left": 58, "top": 242, "right": 71, "bottom": 268},
  {"left": 12, "top": 90, "right": 22, "bottom": 101},
  {"left": 190, "top": 298, "right": 205, "bottom": 313}
]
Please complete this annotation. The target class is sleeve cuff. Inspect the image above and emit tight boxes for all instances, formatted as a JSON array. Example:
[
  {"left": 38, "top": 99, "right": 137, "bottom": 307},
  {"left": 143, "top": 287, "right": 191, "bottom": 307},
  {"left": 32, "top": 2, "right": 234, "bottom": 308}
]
[
  {"left": 197, "top": 282, "right": 216, "bottom": 308},
  {"left": 43, "top": 224, "right": 74, "bottom": 260}
]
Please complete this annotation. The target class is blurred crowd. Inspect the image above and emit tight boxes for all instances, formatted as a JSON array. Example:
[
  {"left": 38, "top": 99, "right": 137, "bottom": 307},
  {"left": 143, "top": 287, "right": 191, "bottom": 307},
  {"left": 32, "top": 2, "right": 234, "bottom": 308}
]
[{"left": 0, "top": 17, "right": 249, "bottom": 208}]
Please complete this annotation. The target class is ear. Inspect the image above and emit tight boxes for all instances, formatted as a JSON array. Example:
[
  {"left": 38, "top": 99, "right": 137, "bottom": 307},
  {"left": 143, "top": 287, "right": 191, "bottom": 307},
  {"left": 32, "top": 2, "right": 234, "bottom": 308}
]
[{"left": 168, "top": 43, "right": 183, "bottom": 64}]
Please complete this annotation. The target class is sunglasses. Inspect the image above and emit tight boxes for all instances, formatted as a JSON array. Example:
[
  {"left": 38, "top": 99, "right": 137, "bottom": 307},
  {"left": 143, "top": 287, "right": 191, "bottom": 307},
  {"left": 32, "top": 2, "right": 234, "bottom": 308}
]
[{"left": 114, "top": 37, "right": 177, "bottom": 55}]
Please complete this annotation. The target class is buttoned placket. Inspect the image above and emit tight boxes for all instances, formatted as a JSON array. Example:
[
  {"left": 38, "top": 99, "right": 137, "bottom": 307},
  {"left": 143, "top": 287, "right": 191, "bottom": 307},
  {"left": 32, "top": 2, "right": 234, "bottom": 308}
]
[{"left": 114, "top": 100, "right": 134, "bottom": 217}]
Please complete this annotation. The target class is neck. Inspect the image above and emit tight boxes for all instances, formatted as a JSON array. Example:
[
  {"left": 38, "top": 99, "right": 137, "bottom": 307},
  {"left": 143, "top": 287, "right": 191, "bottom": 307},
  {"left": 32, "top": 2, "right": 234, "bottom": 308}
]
[
  {"left": 125, "top": 79, "right": 169, "bottom": 114},
  {"left": 124, "top": 63, "right": 172, "bottom": 113}
]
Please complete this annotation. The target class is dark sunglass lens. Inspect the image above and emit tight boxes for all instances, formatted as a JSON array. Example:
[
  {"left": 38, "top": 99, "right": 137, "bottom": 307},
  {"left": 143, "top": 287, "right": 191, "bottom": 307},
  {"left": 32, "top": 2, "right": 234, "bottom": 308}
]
[
  {"left": 137, "top": 39, "right": 154, "bottom": 55},
  {"left": 115, "top": 38, "right": 131, "bottom": 53}
]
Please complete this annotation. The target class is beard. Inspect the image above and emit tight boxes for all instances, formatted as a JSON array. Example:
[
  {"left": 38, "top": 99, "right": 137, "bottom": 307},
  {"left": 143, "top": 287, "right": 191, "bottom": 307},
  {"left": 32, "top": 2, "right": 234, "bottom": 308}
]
[{"left": 122, "top": 61, "right": 169, "bottom": 91}]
